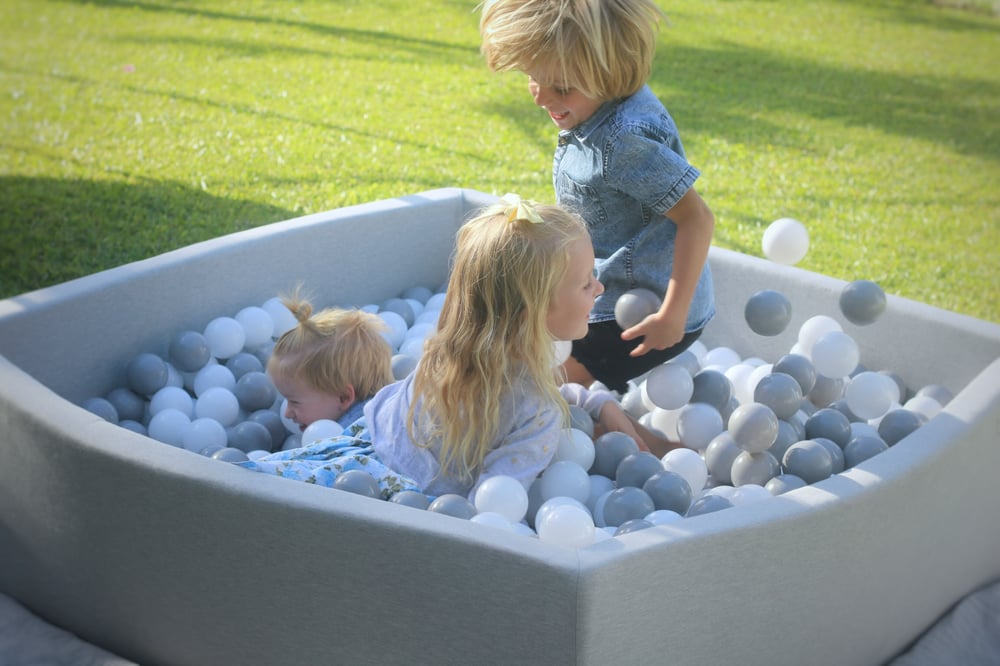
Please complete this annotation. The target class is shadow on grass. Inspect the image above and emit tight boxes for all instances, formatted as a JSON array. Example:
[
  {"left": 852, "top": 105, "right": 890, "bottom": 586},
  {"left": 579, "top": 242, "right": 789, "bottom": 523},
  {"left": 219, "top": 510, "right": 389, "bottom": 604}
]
[
  {"left": 56, "top": 0, "right": 479, "bottom": 58},
  {"left": 0, "top": 176, "right": 295, "bottom": 299}
]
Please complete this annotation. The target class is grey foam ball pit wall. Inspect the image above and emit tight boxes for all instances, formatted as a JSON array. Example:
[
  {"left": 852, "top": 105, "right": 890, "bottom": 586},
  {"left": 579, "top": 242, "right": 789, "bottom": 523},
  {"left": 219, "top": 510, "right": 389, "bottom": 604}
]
[{"left": 1, "top": 188, "right": 999, "bottom": 665}]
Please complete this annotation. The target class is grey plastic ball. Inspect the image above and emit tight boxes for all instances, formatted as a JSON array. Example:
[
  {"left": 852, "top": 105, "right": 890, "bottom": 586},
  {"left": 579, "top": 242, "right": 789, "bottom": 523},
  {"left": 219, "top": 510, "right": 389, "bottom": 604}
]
[
  {"left": 808, "top": 374, "right": 846, "bottom": 408},
  {"left": 390, "top": 490, "right": 431, "bottom": 509},
  {"left": 877, "top": 409, "right": 926, "bottom": 446},
  {"left": 380, "top": 298, "right": 416, "bottom": 327},
  {"left": 400, "top": 285, "right": 434, "bottom": 304},
  {"left": 247, "top": 409, "right": 286, "bottom": 451},
  {"left": 731, "top": 450, "right": 780, "bottom": 486},
  {"left": 642, "top": 470, "right": 693, "bottom": 515},
  {"left": 212, "top": 447, "right": 250, "bottom": 463},
  {"left": 691, "top": 369, "right": 733, "bottom": 411},
  {"left": 126, "top": 352, "right": 169, "bottom": 397},
  {"left": 686, "top": 493, "right": 733, "bottom": 517},
  {"left": 813, "top": 437, "right": 845, "bottom": 474},
  {"left": 773, "top": 354, "right": 818, "bottom": 395},
  {"left": 225, "top": 352, "right": 265, "bottom": 380},
  {"left": 614, "top": 519, "right": 655, "bottom": 536},
  {"left": 428, "top": 494, "right": 478, "bottom": 519},
  {"left": 602, "top": 487, "right": 656, "bottom": 527},
  {"left": 234, "top": 371, "right": 277, "bottom": 412},
  {"left": 744, "top": 289, "right": 792, "bottom": 336},
  {"left": 782, "top": 440, "right": 833, "bottom": 484},
  {"left": 82, "top": 397, "right": 118, "bottom": 424},
  {"left": 839, "top": 279, "right": 886, "bottom": 326},
  {"left": 844, "top": 435, "right": 889, "bottom": 467},
  {"left": 227, "top": 421, "right": 272, "bottom": 453},
  {"left": 805, "top": 407, "right": 852, "bottom": 448},
  {"left": 765, "top": 473, "right": 808, "bottom": 495},
  {"left": 334, "top": 469, "right": 382, "bottom": 499},
  {"left": 105, "top": 386, "right": 146, "bottom": 423},
  {"left": 591, "top": 431, "right": 641, "bottom": 478},
  {"left": 667, "top": 350, "right": 702, "bottom": 377},
  {"left": 768, "top": 420, "right": 800, "bottom": 464},
  {"left": 728, "top": 403, "right": 779, "bottom": 453},
  {"left": 168, "top": 330, "right": 211, "bottom": 373},
  {"left": 614, "top": 288, "right": 661, "bottom": 329},
  {"left": 616, "top": 451, "right": 665, "bottom": 489},
  {"left": 753, "top": 372, "right": 804, "bottom": 420},
  {"left": 704, "top": 432, "right": 742, "bottom": 485}
]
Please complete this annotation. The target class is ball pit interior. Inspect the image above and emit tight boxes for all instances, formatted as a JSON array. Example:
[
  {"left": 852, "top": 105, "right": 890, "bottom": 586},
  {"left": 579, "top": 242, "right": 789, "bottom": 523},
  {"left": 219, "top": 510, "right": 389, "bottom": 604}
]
[{"left": 1, "top": 187, "right": 998, "bottom": 665}]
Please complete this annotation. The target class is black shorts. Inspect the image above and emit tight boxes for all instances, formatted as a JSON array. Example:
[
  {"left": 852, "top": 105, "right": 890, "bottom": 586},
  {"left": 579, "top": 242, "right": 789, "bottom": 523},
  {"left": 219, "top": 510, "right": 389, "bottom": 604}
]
[{"left": 571, "top": 320, "right": 704, "bottom": 393}]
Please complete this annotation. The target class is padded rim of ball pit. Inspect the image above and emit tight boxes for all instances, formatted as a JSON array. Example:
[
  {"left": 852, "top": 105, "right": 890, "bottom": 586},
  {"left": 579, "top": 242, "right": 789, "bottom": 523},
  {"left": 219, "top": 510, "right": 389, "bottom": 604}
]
[{"left": 1, "top": 187, "right": 999, "bottom": 666}]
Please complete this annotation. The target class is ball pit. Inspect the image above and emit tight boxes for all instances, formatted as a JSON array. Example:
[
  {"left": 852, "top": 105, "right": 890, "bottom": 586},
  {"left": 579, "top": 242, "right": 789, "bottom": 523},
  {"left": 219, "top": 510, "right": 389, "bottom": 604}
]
[{"left": 1, "top": 188, "right": 999, "bottom": 665}]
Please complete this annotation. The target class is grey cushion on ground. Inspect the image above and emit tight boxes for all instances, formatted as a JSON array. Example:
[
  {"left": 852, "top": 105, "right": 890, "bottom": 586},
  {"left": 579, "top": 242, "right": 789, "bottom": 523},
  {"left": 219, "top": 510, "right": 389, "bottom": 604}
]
[
  {"left": 1, "top": 188, "right": 998, "bottom": 665},
  {"left": 0, "top": 593, "right": 136, "bottom": 665},
  {"left": 889, "top": 579, "right": 1000, "bottom": 666}
]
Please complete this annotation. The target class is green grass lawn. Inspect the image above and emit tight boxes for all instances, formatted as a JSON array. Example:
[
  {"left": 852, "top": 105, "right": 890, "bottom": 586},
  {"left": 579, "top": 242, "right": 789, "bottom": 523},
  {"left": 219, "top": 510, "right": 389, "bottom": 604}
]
[{"left": 1, "top": 0, "right": 997, "bottom": 322}]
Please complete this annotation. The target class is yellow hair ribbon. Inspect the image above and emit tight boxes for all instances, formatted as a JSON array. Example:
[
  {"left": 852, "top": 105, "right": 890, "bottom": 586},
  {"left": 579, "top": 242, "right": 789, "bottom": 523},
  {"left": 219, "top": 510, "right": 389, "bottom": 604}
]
[{"left": 500, "top": 193, "right": 544, "bottom": 225}]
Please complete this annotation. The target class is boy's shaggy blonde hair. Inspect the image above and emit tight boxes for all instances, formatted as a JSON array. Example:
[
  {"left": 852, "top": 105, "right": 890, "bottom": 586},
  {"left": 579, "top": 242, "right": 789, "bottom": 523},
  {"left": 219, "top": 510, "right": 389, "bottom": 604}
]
[
  {"left": 480, "top": 0, "right": 664, "bottom": 100},
  {"left": 408, "top": 201, "right": 589, "bottom": 484},
  {"left": 268, "top": 295, "right": 393, "bottom": 401}
]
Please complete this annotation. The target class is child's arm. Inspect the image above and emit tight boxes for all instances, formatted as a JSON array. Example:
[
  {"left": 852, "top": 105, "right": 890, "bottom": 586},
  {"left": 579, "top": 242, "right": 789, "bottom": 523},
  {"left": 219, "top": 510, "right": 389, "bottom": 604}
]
[
  {"left": 560, "top": 383, "right": 649, "bottom": 452},
  {"left": 621, "top": 187, "right": 715, "bottom": 357}
]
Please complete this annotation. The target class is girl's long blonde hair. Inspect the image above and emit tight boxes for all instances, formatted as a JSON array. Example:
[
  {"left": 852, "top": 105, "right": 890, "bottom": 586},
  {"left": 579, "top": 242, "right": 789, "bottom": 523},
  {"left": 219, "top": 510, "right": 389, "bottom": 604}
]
[{"left": 407, "top": 200, "right": 589, "bottom": 485}]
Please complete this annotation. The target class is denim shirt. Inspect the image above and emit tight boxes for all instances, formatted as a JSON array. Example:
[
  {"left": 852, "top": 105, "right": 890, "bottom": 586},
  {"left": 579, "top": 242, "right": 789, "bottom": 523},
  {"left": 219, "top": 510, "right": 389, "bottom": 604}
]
[{"left": 553, "top": 85, "right": 715, "bottom": 331}]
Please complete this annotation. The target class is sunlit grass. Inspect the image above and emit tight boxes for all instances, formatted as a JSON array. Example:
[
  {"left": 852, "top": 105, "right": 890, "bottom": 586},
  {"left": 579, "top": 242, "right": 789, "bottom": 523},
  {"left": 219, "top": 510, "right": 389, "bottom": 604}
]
[{"left": 1, "top": 0, "right": 997, "bottom": 322}]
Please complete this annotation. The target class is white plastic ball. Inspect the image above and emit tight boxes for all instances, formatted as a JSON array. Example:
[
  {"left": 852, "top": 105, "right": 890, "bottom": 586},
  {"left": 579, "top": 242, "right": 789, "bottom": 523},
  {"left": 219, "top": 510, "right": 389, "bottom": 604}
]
[
  {"left": 903, "top": 395, "right": 943, "bottom": 420},
  {"left": 203, "top": 316, "right": 246, "bottom": 360},
  {"left": 725, "top": 363, "right": 757, "bottom": 406},
  {"left": 647, "top": 407, "right": 682, "bottom": 440},
  {"left": 797, "top": 315, "right": 843, "bottom": 356},
  {"left": 661, "top": 448, "right": 708, "bottom": 496},
  {"left": 553, "top": 339, "right": 573, "bottom": 365},
  {"left": 644, "top": 509, "right": 683, "bottom": 525},
  {"left": 378, "top": 311, "right": 408, "bottom": 351},
  {"left": 194, "top": 387, "right": 240, "bottom": 426},
  {"left": 470, "top": 512, "right": 515, "bottom": 532},
  {"left": 702, "top": 346, "right": 741, "bottom": 372},
  {"left": 147, "top": 408, "right": 192, "bottom": 448},
  {"left": 301, "top": 419, "right": 344, "bottom": 445},
  {"left": 675, "top": 402, "right": 724, "bottom": 450},
  {"left": 846, "top": 371, "right": 897, "bottom": 420},
  {"left": 535, "top": 502, "right": 595, "bottom": 548},
  {"left": 193, "top": 363, "right": 237, "bottom": 397},
  {"left": 553, "top": 428, "right": 596, "bottom": 471},
  {"left": 474, "top": 475, "right": 530, "bottom": 524},
  {"left": 730, "top": 484, "right": 772, "bottom": 505},
  {"left": 261, "top": 297, "right": 298, "bottom": 338},
  {"left": 235, "top": 306, "right": 275, "bottom": 350},
  {"left": 540, "top": 461, "right": 591, "bottom": 504},
  {"left": 810, "top": 330, "right": 860, "bottom": 378},
  {"left": 586, "top": 474, "right": 616, "bottom": 514},
  {"left": 643, "top": 363, "right": 694, "bottom": 410},
  {"left": 278, "top": 398, "right": 299, "bottom": 434},
  {"left": 149, "top": 385, "right": 195, "bottom": 419},
  {"left": 182, "top": 417, "right": 228, "bottom": 452},
  {"left": 762, "top": 217, "right": 809, "bottom": 265}
]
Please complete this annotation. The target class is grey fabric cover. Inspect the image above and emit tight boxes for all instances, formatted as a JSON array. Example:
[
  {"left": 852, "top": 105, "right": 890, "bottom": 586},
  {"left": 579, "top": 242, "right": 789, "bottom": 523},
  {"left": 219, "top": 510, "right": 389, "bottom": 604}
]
[{"left": 1, "top": 188, "right": 998, "bottom": 665}]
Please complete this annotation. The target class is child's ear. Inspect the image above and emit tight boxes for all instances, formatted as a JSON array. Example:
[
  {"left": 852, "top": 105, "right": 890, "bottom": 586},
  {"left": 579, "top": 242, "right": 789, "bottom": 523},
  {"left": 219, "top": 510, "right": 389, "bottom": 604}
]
[{"left": 338, "top": 384, "right": 357, "bottom": 408}]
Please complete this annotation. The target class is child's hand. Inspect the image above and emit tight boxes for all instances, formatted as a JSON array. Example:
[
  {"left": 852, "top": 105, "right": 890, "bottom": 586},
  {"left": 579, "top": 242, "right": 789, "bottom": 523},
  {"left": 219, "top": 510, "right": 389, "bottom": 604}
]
[
  {"left": 595, "top": 401, "right": 650, "bottom": 452},
  {"left": 621, "top": 309, "right": 685, "bottom": 357}
]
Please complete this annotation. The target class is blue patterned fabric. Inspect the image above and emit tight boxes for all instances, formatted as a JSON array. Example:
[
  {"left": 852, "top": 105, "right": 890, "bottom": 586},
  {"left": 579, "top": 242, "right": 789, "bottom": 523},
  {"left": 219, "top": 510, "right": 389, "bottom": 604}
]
[{"left": 236, "top": 422, "right": 421, "bottom": 500}]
